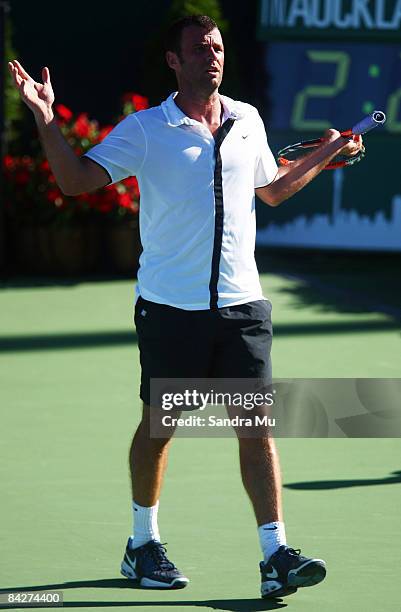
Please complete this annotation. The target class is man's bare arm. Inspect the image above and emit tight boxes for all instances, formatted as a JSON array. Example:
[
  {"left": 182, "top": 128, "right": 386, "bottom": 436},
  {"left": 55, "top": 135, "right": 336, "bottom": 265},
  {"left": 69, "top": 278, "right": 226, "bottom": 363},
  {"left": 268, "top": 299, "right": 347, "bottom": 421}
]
[
  {"left": 8, "top": 60, "right": 110, "bottom": 196},
  {"left": 256, "top": 130, "right": 363, "bottom": 207},
  {"left": 34, "top": 113, "right": 110, "bottom": 196}
]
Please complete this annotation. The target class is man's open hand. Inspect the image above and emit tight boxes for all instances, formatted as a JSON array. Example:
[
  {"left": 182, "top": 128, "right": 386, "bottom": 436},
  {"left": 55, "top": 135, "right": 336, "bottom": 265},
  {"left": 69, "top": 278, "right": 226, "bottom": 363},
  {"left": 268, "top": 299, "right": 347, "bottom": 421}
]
[{"left": 8, "top": 60, "right": 55, "bottom": 124}]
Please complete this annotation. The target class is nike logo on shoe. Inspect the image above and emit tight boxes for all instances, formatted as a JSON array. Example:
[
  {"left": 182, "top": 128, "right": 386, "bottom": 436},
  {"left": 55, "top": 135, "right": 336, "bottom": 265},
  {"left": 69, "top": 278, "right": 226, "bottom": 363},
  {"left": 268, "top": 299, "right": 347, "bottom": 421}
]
[{"left": 264, "top": 566, "right": 279, "bottom": 579}]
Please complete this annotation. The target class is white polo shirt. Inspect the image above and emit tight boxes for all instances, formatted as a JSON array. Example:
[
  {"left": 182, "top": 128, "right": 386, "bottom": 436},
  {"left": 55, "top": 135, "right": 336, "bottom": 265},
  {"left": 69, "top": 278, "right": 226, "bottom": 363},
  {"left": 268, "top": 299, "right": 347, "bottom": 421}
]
[{"left": 84, "top": 92, "right": 278, "bottom": 310}]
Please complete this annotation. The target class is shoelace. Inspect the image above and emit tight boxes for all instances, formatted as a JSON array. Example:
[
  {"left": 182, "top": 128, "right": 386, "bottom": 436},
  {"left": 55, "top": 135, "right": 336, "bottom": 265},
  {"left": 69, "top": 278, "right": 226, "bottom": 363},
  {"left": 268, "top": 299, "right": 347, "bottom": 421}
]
[{"left": 144, "top": 542, "right": 176, "bottom": 571}]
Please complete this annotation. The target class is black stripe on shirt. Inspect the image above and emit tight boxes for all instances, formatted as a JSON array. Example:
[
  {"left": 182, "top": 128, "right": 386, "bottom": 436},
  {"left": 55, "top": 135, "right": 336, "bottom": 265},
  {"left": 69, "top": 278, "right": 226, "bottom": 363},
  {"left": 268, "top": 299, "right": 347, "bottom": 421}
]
[{"left": 209, "top": 119, "right": 235, "bottom": 310}]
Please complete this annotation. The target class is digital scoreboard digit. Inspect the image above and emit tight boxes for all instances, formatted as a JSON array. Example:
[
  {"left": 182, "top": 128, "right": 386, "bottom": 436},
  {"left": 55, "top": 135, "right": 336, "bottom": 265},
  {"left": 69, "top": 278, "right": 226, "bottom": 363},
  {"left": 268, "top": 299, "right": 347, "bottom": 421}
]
[{"left": 256, "top": 0, "right": 401, "bottom": 251}]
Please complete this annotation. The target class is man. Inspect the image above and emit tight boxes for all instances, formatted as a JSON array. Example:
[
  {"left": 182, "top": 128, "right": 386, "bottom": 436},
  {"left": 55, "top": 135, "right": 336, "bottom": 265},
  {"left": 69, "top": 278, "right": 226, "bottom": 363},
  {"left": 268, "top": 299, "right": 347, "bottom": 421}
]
[{"left": 9, "top": 14, "right": 362, "bottom": 600}]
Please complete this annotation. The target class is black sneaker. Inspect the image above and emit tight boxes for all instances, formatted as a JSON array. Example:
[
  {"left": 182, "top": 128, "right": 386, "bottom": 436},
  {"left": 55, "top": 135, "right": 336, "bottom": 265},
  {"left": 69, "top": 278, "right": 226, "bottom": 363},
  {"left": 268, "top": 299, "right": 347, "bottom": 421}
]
[
  {"left": 260, "top": 545, "right": 326, "bottom": 598},
  {"left": 120, "top": 539, "right": 189, "bottom": 589}
]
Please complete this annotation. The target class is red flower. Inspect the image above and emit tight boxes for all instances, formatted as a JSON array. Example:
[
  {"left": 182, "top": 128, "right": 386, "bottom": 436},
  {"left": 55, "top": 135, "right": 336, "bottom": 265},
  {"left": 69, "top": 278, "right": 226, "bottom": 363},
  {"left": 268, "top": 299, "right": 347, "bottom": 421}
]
[
  {"left": 123, "top": 176, "right": 140, "bottom": 199},
  {"left": 3, "top": 155, "right": 15, "bottom": 171},
  {"left": 39, "top": 160, "right": 51, "bottom": 172},
  {"left": 133, "top": 94, "right": 149, "bottom": 111},
  {"left": 122, "top": 92, "right": 149, "bottom": 111},
  {"left": 46, "top": 189, "right": 59, "bottom": 202},
  {"left": 55, "top": 104, "right": 73, "bottom": 121},
  {"left": 118, "top": 192, "right": 133, "bottom": 209},
  {"left": 98, "top": 125, "right": 114, "bottom": 141},
  {"left": 73, "top": 113, "right": 91, "bottom": 138}
]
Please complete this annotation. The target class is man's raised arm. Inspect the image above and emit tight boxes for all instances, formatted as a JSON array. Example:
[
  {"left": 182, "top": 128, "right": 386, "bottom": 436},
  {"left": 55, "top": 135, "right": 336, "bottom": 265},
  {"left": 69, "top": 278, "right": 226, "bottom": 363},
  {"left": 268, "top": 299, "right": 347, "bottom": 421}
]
[
  {"left": 256, "top": 129, "right": 363, "bottom": 207},
  {"left": 8, "top": 60, "right": 110, "bottom": 196}
]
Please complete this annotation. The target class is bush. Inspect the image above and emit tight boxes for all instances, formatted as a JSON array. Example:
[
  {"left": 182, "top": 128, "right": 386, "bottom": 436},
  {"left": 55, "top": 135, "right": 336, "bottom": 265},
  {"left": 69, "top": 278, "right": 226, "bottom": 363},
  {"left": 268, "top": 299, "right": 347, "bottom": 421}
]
[{"left": 3, "top": 93, "right": 148, "bottom": 227}]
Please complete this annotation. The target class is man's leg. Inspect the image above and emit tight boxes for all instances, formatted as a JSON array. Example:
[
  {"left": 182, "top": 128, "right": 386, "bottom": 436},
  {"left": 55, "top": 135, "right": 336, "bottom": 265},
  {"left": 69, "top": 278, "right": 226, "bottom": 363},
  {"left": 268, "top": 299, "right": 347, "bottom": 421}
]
[
  {"left": 236, "top": 434, "right": 283, "bottom": 526},
  {"left": 215, "top": 300, "right": 326, "bottom": 597},
  {"left": 121, "top": 403, "right": 189, "bottom": 588},
  {"left": 235, "top": 429, "right": 326, "bottom": 598},
  {"left": 124, "top": 296, "right": 212, "bottom": 588},
  {"left": 226, "top": 405, "right": 287, "bottom": 560},
  {"left": 129, "top": 403, "right": 173, "bottom": 507}
]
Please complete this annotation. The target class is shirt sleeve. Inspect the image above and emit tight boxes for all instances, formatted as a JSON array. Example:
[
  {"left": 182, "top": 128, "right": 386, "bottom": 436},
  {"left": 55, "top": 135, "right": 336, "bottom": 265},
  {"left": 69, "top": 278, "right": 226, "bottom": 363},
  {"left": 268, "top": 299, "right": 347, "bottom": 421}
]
[
  {"left": 83, "top": 113, "right": 147, "bottom": 184},
  {"left": 254, "top": 111, "right": 278, "bottom": 188}
]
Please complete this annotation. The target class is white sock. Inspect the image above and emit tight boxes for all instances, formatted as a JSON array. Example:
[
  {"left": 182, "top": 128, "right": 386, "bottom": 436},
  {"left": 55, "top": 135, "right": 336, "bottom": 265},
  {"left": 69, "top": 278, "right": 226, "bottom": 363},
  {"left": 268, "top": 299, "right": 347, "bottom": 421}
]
[
  {"left": 129, "top": 500, "right": 161, "bottom": 549},
  {"left": 258, "top": 521, "right": 287, "bottom": 561}
]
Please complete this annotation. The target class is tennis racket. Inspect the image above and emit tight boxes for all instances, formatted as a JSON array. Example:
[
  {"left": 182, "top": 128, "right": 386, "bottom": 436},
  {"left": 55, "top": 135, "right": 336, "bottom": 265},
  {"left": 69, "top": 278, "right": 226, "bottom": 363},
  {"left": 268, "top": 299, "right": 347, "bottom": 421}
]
[{"left": 277, "top": 111, "right": 386, "bottom": 170}]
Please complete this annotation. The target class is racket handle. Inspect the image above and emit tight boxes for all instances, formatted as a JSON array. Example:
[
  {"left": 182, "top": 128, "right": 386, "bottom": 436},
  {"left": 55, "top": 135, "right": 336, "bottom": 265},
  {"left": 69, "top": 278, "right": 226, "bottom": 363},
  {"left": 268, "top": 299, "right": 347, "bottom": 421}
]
[{"left": 351, "top": 111, "right": 386, "bottom": 135}]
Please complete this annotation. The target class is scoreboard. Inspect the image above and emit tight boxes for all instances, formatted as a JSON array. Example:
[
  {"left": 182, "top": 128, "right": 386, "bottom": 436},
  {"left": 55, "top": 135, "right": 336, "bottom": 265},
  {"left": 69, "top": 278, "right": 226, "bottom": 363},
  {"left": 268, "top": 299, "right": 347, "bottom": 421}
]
[{"left": 256, "top": 0, "right": 401, "bottom": 251}]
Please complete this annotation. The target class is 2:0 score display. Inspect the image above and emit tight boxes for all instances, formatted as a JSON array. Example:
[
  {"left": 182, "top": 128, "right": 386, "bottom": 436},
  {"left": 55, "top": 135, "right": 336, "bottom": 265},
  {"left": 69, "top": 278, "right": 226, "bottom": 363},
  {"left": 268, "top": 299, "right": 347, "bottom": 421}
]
[{"left": 265, "top": 42, "right": 401, "bottom": 132}]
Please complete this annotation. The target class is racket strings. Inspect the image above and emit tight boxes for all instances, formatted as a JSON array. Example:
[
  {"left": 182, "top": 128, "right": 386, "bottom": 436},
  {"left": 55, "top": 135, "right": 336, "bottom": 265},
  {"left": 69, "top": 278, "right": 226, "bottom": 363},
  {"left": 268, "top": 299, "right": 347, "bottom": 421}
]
[{"left": 277, "top": 141, "right": 365, "bottom": 170}]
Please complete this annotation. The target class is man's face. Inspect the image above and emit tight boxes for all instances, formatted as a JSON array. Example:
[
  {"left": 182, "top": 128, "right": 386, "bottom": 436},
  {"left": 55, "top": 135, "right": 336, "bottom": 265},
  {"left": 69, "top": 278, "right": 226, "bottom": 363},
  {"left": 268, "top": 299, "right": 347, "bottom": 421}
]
[{"left": 168, "top": 26, "right": 224, "bottom": 94}]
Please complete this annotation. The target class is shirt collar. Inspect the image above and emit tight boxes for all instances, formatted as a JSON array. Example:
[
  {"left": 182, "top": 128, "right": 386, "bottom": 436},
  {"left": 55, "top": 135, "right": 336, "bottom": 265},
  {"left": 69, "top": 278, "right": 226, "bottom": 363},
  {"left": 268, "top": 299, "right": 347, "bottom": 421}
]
[{"left": 161, "top": 91, "right": 245, "bottom": 127}]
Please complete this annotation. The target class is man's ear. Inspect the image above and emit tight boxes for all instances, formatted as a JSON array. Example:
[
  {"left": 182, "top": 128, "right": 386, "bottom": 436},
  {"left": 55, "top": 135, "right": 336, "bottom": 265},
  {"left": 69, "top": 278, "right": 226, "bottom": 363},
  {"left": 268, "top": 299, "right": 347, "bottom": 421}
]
[{"left": 166, "top": 50, "right": 180, "bottom": 71}]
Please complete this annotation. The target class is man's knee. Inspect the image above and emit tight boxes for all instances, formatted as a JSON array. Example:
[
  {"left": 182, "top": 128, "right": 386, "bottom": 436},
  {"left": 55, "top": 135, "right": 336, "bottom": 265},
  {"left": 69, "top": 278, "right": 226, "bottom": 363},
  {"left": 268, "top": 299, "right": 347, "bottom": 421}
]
[{"left": 132, "top": 403, "right": 176, "bottom": 450}]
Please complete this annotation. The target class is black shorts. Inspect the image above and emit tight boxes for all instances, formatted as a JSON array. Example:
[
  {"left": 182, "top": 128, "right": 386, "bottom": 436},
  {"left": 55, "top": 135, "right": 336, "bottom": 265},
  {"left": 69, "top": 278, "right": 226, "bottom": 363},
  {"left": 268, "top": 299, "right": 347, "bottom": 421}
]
[{"left": 134, "top": 296, "right": 273, "bottom": 406}]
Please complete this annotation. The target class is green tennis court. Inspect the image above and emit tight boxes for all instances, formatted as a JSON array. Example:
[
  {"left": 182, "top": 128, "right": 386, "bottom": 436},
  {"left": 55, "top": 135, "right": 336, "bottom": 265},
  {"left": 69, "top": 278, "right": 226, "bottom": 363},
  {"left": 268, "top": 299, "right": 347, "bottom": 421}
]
[{"left": 1, "top": 257, "right": 400, "bottom": 611}]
